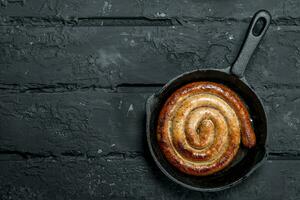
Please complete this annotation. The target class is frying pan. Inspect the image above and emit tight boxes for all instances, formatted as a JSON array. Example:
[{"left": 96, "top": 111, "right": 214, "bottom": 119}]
[{"left": 146, "top": 10, "right": 271, "bottom": 191}]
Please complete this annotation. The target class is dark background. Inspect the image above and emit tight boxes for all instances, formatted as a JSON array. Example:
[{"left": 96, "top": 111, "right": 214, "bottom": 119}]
[{"left": 0, "top": 0, "right": 300, "bottom": 199}]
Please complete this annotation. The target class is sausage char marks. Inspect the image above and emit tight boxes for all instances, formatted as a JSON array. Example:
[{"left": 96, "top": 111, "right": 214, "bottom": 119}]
[{"left": 157, "top": 82, "right": 256, "bottom": 176}]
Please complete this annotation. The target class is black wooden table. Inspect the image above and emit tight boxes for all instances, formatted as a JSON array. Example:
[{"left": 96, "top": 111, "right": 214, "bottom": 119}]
[{"left": 0, "top": 1, "right": 300, "bottom": 199}]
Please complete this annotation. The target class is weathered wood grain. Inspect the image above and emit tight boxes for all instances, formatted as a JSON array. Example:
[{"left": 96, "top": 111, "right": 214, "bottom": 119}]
[
  {"left": 0, "top": 87, "right": 299, "bottom": 156},
  {"left": 0, "top": 1, "right": 299, "bottom": 198},
  {"left": 0, "top": 158, "right": 299, "bottom": 199},
  {"left": 0, "top": 23, "right": 300, "bottom": 89},
  {"left": 1, "top": 0, "right": 300, "bottom": 22},
  {"left": 0, "top": 89, "right": 148, "bottom": 156}
]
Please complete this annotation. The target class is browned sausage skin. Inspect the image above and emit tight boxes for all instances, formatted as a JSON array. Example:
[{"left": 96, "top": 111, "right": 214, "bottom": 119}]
[{"left": 157, "top": 82, "right": 256, "bottom": 176}]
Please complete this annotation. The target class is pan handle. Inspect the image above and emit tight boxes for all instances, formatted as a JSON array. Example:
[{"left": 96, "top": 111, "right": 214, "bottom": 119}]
[{"left": 230, "top": 10, "right": 271, "bottom": 78}]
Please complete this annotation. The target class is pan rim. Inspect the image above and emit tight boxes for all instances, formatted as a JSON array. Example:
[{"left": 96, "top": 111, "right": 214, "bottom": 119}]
[{"left": 146, "top": 68, "right": 268, "bottom": 192}]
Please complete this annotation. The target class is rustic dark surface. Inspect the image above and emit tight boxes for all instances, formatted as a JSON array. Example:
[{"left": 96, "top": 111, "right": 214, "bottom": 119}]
[{"left": 0, "top": 1, "right": 300, "bottom": 199}]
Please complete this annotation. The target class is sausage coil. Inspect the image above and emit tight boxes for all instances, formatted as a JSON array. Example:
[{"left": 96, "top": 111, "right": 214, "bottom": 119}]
[{"left": 157, "top": 82, "right": 256, "bottom": 176}]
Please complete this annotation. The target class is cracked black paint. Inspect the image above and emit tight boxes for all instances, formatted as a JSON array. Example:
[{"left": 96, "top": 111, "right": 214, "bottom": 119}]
[{"left": 0, "top": 0, "right": 300, "bottom": 199}]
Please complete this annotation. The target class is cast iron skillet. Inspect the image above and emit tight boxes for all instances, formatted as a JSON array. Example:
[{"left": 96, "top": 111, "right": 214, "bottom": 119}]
[{"left": 146, "top": 10, "right": 271, "bottom": 191}]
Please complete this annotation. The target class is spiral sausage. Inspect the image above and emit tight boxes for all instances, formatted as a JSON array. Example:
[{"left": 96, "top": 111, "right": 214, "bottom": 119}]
[{"left": 157, "top": 82, "right": 256, "bottom": 176}]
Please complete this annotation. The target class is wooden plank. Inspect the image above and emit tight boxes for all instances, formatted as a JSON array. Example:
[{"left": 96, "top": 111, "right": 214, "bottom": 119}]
[
  {"left": 0, "top": 23, "right": 300, "bottom": 88},
  {"left": 0, "top": 90, "right": 148, "bottom": 156},
  {"left": 0, "top": 87, "right": 299, "bottom": 156},
  {"left": 1, "top": 0, "right": 300, "bottom": 20},
  {"left": 0, "top": 158, "right": 299, "bottom": 199}
]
